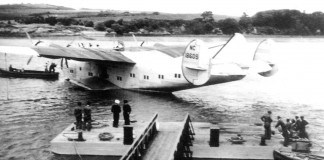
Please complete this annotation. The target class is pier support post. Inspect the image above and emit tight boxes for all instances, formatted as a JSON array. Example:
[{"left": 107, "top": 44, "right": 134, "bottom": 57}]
[
  {"left": 124, "top": 126, "right": 133, "bottom": 145},
  {"left": 210, "top": 126, "right": 219, "bottom": 147}
]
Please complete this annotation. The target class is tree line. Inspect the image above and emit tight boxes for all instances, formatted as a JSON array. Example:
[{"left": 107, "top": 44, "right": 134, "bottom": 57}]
[{"left": 10, "top": 9, "right": 324, "bottom": 35}]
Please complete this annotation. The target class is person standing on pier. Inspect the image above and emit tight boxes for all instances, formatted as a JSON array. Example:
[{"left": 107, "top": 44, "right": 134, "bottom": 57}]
[
  {"left": 261, "top": 111, "right": 273, "bottom": 140},
  {"left": 286, "top": 119, "right": 293, "bottom": 138},
  {"left": 294, "top": 116, "right": 301, "bottom": 132},
  {"left": 83, "top": 101, "right": 92, "bottom": 130},
  {"left": 299, "top": 116, "right": 309, "bottom": 139},
  {"left": 123, "top": 100, "right": 132, "bottom": 125},
  {"left": 275, "top": 116, "right": 289, "bottom": 147},
  {"left": 74, "top": 102, "right": 83, "bottom": 129},
  {"left": 111, "top": 99, "right": 121, "bottom": 127}
]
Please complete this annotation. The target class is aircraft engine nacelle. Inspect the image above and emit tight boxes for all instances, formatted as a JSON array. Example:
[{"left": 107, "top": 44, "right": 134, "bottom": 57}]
[
  {"left": 253, "top": 39, "right": 278, "bottom": 77},
  {"left": 182, "top": 39, "right": 212, "bottom": 85}
]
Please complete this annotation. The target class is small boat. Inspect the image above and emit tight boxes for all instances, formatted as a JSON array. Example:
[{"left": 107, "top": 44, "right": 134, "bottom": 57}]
[
  {"left": 0, "top": 68, "right": 59, "bottom": 79},
  {"left": 273, "top": 150, "right": 324, "bottom": 160}
]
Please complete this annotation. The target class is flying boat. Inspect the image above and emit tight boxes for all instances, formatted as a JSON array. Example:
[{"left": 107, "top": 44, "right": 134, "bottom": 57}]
[{"left": 0, "top": 33, "right": 278, "bottom": 92}]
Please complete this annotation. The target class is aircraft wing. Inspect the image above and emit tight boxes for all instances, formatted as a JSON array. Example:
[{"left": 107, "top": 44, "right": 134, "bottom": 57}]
[
  {"left": 128, "top": 43, "right": 185, "bottom": 58},
  {"left": 151, "top": 43, "right": 185, "bottom": 58},
  {"left": 33, "top": 44, "right": 135, "bottom": 64}
]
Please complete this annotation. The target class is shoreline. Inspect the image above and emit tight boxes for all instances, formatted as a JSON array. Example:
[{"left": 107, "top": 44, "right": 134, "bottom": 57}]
[{"left": 2, "top": 32, "right": 324, "bottom": 39}]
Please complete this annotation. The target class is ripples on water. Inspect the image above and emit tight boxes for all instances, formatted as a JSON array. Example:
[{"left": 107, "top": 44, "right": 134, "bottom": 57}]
[{"left": 1, "top": 37, "right": 324, "bottom": 159}]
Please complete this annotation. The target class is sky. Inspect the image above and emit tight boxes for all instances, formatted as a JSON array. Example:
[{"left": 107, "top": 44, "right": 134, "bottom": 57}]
[{"left": 1, "top": 0, "right": 324, "bottom": 16}]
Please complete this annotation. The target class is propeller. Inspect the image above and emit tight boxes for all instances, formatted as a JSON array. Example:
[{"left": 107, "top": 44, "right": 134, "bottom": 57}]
[
  {"left": 129, "top": 32, "right": 138, "bottom": 43},
  {"left": 26, "top": 55, "right": 33, "bottom": 65},
  {"left": 140, "top": 41, "right": 145, "bottom": 47}
]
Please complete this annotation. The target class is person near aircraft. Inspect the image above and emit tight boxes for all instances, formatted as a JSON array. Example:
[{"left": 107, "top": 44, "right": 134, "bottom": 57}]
[
  {"left": 275, "top": 116, "right": 289, "bottom": 147},
  {"left": 123, "top": 100, "right": 131, "bottom": 125},
  {"left": 8, "top": 64, "right": 17, "bottom": 72},
  {"left": 49, "top": 63, "right": 57, "bottom": 73},
  {"left": 261, "top": 111, "right": 273, "bottom": 140},
  {"left": 286, "top": 119, "right": 293, "bottom": 138},
  {"left": 83, "top": 101, "right": 92, "bottom": 131},
  {"left": 294, "top": 116, "right": 301, "bottom": 132},
  {"left": 111, "top": 99, "right": 121, "bottom": 127},
  {"left": 74, "top": 102, "right": 83, "bottom": 129},
  {"left": 299, "top": 116, "right": 309, "bottom": 138},
  {"left": 44, "top": 62, "right": 49, "bottom": 72}
]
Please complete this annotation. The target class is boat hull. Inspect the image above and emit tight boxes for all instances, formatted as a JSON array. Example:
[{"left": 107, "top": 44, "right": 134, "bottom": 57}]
[{"left": 0, "top": 68, "right": 59, "bottom": 79}]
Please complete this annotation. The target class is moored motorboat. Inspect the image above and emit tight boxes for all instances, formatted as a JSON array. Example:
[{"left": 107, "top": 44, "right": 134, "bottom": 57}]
[{"left": 0, "top": 68, "right": 59, "bottom": 79}]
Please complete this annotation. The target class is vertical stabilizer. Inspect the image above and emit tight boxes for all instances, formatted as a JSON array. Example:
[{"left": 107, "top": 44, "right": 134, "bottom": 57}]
[
  {"left": 182, "top": 39, "right": 212, "bottom": 85},
  {"left": 213, "top": 33, "right": 253, "bottom": 66}
]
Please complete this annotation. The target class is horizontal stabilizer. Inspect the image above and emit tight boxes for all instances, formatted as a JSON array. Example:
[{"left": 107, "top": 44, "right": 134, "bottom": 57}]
[{"left": 185, "top": 66, "right": 207, "bottom": 71}]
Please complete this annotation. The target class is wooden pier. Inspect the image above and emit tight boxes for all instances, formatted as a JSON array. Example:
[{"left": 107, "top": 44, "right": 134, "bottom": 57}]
[{"left": 51, "top": 113, "right": 289, "bottom": 160}]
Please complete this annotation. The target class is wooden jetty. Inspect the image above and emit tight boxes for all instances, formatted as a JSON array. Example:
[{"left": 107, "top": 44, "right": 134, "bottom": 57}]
[{"left": 51, "top": 113, "right": 295, "bottom": 160}]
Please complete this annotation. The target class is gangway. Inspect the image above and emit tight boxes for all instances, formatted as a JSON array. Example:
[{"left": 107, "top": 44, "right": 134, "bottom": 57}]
[{"left": 120, "top": 113, "right": 195, "bottom": 160}]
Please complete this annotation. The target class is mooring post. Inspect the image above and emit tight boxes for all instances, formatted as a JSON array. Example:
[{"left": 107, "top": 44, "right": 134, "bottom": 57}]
[
  {"left": 210, "top": 125, "right": 220, "bottom": 147},
  {"left": 124, "top": 125, "right": 133, "bottom": 145}
]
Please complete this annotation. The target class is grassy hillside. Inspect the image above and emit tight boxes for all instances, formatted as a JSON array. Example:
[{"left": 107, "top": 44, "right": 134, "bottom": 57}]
[
  {"left": 0, "top": 3, "right": 234, "bottom": 21},
  {"left": 0, "top": 3, "right": 75, "bottom": 19},
  {"left": 0, "top": 3, "right": 74, "bottom": 10}
]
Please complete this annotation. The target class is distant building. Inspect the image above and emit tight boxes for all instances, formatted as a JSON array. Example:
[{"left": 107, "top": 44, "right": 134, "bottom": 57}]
[
  {"left": 213, "top": 28, "right": 223, "bottom": 35},
  {"left": 252, "top": 27, "right": 258, "bottom": 34}
]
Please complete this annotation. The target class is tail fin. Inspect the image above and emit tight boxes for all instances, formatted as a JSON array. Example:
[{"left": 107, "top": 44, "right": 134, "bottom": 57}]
[
  {"left": 253, "top": 39, "right": 278, "bottom": 77},
  {"left": 212, "top": 33, "right": 253, "bottom": 66},
  {"left": 182, "top": 39, "right": 212, "bottom": 85}
]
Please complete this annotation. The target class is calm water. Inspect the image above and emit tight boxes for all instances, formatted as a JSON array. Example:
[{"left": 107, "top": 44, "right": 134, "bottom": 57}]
[{"left": 0, "top": 36, "right": 324, "bottom": 160}]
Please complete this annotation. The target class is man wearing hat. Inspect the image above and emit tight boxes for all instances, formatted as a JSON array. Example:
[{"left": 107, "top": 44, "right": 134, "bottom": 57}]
[
  {"left": 123, "top": 100, "right": 132, "bottom": 125},
  {"left": 74, "top": 102, "right": 83, "bottom": 129},
  {"left": 111, "top": 99, "right": 121, "bottom": 127},
  {"left": 261, "top": 111, "right": 273, "bottom": 139},
  {"left": 275, "top": 116, "right": 289, "bottom": 147}
]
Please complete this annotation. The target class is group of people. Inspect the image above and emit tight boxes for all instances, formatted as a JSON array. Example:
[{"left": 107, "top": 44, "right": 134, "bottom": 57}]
[
  {"left": 111, "top": 99, "right": 132, "bottom": 127},
  {"left": 73, "top": 99, "right": 132, "bottom": 130},
  {"left": 74, "top": 102, "right": 92, "bottom": 131},
  {"left": 261, "top": 111, "right": 309, "bottom": 147},
  {"left": 45, "top": 62, "right": 56, "bottom": 73}
]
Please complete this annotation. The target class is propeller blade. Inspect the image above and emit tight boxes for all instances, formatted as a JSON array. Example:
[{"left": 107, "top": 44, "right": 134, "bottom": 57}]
[
  {"left": 130, "top": 32, "right": 137, "bottom": 43},
  {"left": 80, "top": 33, "right": 96, "bottom": 40},
  {"left": 34, "top": 40, "right": 43, "bottom": 46},
  {"left": 25, "top": 32, "right": 33, "bottom": 45},
  {"left": 60, "top": 58, "right": 63, "bottom": 68},
  {"left": 140, "top": 41, "right": 145, "bottom": 47},
  {"left": 26, "top": 55, "right": 33, "bottom": 65},
  {"left": 65, "top": 58, "right": 69, "bottom": 68}
]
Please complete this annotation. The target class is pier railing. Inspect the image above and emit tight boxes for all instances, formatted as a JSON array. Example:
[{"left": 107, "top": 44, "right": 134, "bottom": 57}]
[
  {"left": 120, "top": 113, "right": 158, "bottom": 160},
  {"left": 168, "top": 113, "right": 195, "bottom": 160}
]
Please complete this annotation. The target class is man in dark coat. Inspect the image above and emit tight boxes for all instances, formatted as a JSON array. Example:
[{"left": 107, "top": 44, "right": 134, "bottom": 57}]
[
  {"left": 261, "top": 111, "right": 273, "bottom": 139},
  {"left": 123, "top": 100, "right": 132, "bottom": 125},
  {"left": 275, "top": 116, "right": 289, "bottom": 147},
  {"left": 83, "top": 101, "right": 92, "bottom": 130},
  {"left": 294, "top": 116, "right": 301, "bottom": 131},
  {"left": 286, "top": 119, "right": 293, "bottom": 138},
  {"left": 299, "top": 116, "right": 309, "bottom": 138},
  {"left": 74, "top": 102, "right": 83, "bottom": 129},
  {"left": 111, "top": 99, "right": 121, "bottom": 127}
]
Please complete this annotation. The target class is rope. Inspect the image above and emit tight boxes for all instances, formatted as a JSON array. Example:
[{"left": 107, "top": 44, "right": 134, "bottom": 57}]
[
  {"left": 62, "top": 132, "right": 83, "bottom": 160},
  {"left": 73, "top": 140, "right": 83, "bottom": 160}
]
